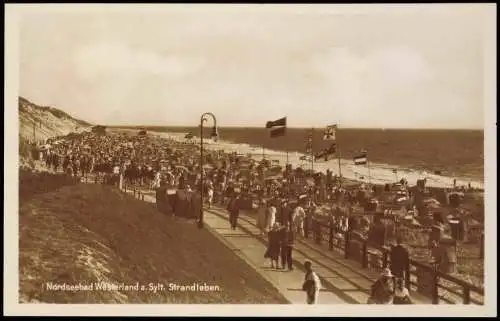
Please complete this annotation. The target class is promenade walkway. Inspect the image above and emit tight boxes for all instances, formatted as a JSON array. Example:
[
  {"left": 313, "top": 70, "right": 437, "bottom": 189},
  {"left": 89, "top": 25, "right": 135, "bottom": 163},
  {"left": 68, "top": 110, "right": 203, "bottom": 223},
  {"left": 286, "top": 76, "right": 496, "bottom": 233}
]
[{"left": 204, "top": 206, "right": 433, "bottom": 305}]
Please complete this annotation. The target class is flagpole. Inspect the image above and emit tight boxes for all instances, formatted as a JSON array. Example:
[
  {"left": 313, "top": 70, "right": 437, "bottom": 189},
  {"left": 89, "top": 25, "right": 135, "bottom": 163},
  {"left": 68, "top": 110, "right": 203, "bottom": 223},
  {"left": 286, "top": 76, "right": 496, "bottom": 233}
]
[
  {"left": 337, "top": 126, "right": 342, "bottom": 187},
  {"left": 367, "top": 151, "right": 372, "bottom": 185},
  {"left": 311, "top": 127, "right": 314, "bottom": 172}
]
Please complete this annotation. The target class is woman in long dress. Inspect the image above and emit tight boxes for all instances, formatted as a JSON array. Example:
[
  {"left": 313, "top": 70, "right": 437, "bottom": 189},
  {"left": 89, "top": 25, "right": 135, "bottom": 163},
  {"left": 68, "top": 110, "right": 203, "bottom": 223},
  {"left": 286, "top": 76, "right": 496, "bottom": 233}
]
[
  {"left": 367, "top": 268, "right": 395, "bottom": 304},
  {"left": 256, "top": 200, "right": 268, "bottom": 236},
  {"left": 393, "top": 278, "right": 412, "bottom": 304},
  {"left": 265, "top": 204, "right": 277, "bottom": 233},
  {"left": 292, "top": 203, "right": 306, "bottom": 238},
  {"left": 265, "top": 223, "right": 281, "bottom": 268}
]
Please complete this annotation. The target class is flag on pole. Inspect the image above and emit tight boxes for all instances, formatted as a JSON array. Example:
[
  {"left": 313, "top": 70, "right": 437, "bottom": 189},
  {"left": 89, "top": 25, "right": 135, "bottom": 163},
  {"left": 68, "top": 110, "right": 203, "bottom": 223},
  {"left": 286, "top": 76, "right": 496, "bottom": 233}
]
[
  {"left": 299, "top": 155, "right": 313, "bottom": 161},
  {"left": 315, "top": 142, "right": 337, "bottom": 161},
  {"left": 305, "top": 132, "right": 313, "bottom": 152},
  {"left": 266, "top": 117, "right": 287, "bottom": 138},
  {"left": 323, "top": 124, "right": 337, "bottom": 140},
  {"left": 353, "top": 151, "right": 367, "bottom": 165}
]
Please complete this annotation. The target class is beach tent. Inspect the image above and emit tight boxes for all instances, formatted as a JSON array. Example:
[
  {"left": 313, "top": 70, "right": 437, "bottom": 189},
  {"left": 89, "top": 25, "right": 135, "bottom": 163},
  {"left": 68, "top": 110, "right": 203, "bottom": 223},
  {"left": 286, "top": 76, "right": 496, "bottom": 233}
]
[
  {"left": 422, "top": 198, "right": 441, "bottom": 205},
  {"left": 38, "top": 144, "right": 51, "bottom": 151},
  {"left": 264, "top": 175, "right": 281, "bottom": 181}
]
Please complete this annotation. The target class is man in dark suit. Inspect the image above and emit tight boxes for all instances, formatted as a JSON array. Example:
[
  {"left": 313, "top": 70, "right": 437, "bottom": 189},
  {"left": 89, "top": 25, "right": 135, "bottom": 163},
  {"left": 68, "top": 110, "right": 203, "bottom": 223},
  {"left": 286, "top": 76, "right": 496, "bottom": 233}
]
[
  {"left": 390, "top": 236, "right": 410, "bottom": 282},
  {"left": 280, "top": 200, "right": 292, "bottom": 227},
  {"left": 227, "top": 191, "right": 241, "bottom": 230},
  {"left": 280, "top": 222, "right": 295, "bottom": 271}
]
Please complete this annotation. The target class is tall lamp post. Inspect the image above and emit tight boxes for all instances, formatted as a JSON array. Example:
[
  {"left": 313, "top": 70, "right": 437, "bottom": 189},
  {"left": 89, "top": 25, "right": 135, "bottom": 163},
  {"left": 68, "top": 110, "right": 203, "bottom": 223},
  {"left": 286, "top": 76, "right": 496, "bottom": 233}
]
[{"left": 198, "top": 112, "right": 218, "bottom": 229}]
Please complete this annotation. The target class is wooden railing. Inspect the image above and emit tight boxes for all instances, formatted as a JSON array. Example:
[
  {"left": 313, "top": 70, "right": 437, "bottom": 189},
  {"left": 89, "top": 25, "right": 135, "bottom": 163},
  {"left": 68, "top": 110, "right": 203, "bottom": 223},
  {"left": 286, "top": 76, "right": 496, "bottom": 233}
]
[
  {"left": 82, "top": 173, "right": 147, "bottom": 201},
  {"left": 304, "top": 215, "right": 484, "bottom": 305}
]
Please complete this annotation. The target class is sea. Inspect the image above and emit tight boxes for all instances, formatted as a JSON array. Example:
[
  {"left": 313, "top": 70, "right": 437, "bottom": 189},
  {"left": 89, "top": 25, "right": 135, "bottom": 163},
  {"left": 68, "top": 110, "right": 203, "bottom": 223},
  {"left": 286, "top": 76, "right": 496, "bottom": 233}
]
[{"left": 121, "top": 126, "right": 484, "bottom": 190}]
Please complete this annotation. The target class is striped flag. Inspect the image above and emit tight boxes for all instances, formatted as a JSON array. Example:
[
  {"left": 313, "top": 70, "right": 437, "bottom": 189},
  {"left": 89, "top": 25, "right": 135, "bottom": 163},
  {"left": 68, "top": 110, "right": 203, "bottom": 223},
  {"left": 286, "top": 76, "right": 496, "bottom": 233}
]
[
  {"left": 323, "top": 124, "right": 337, "bottom": 140},
  {"left": 266, "top": 117, "right": 287, "bottom": 138},
  {"left": 353, "top": 151, "right": 367, "bottom": 165},
  {"left": 299, "top": 155, "right": 313, "bottom": 161}
]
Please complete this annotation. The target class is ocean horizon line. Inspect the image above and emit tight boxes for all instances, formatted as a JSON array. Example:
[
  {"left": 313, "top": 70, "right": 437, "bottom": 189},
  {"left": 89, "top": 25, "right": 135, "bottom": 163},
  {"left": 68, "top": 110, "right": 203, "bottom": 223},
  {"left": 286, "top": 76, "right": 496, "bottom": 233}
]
[{"left": 104, "top": 124, "right": 484, "bottom": 132}]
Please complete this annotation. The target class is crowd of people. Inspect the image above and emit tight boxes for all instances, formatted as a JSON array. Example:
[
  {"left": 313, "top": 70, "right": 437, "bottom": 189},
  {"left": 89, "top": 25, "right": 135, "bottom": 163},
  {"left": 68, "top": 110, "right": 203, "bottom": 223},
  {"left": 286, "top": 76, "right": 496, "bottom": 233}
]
[{"left": 36, "top": 129, "right": 425, "bottom": 304}]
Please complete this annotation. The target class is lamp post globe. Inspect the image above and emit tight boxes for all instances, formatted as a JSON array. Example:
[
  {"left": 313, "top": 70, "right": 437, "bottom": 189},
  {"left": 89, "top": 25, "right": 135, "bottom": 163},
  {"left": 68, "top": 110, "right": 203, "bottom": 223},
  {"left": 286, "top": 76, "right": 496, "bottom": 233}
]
[{"left": 198, "top": 113, "right": 218, "bottom": 229}]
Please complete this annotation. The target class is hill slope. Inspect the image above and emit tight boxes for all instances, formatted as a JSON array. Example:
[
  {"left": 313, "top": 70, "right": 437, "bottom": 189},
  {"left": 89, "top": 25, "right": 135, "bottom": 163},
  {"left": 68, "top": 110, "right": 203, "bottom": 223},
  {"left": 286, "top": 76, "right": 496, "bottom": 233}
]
[
  {"left": 19, "top": 177, "right": 287, "bottom": 304},
  {"left": 19, "top": 96, "right": 92, "bottom": 142}
]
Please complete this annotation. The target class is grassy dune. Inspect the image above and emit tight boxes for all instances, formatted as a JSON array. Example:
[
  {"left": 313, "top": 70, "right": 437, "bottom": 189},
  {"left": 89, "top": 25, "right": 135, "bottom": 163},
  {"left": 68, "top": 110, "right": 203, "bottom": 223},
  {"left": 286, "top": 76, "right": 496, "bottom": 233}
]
[{"left": 19, "top": 176, "right": 287, "bottom": 304}]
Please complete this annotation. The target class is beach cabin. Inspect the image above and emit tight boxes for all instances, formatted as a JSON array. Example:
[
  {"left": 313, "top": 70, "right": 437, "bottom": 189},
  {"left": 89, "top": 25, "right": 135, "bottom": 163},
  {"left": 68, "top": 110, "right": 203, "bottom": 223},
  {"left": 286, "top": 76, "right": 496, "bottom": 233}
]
[{"left": 91, "top": 125, "right": 107, "bottom": 135}]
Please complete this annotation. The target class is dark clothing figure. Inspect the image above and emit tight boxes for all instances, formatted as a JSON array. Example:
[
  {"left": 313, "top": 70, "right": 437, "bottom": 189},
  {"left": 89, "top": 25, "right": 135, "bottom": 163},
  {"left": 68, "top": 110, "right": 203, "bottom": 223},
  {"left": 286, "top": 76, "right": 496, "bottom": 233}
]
[
  {"left": 369, "top": 278, "right": 394, "bottom": 304},
  {"left": 281, "top": 205, "right": 293, "bottom": 227},
  {"left": 156, "top": 187, "right": 173, "bottom": 215},
  {"left": 174, "top": 188, "right": 190, "bottom": 218},
  {"left": 390, "top": 244, "right": 410, "bottom": 280},
  {"left": 265, "top": 226, "right": 281, "bottom": 267},
  {"left": 227, "top": 196, "right": 240, "bottom": 230},
  {"left": 280, "top": 227, "right": 295, "bottom": 270},
  {"left": 190, "top": 192, "right": 202, "bottom": 220}
]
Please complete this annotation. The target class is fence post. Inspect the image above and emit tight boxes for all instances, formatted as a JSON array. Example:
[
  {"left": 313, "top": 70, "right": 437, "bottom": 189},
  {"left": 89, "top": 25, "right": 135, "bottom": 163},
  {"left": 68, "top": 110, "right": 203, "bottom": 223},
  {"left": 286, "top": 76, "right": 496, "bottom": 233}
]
[
  {"left": 328, "top": 220, "right": 334, "bottom": 250},
  {"left": 382, "top": 248, "right": 389, "bottom": 268},
  {"left": 362, "top": 240, "right": 368, "bottom": 268},
  {"left": 405, "top": 264, "right": 411, "bottom": 290},
  {"left": 463, "top": 286, "right": 471, "bottom": 304},
  {"left": 432, "top": 263, "right": 439, "bottom": 304},
  {"left": 344, "top": 231, "right": 350, "bottom": 259},
  {"left": 314, "top": 220, "right": 321, "bottom": 244}
]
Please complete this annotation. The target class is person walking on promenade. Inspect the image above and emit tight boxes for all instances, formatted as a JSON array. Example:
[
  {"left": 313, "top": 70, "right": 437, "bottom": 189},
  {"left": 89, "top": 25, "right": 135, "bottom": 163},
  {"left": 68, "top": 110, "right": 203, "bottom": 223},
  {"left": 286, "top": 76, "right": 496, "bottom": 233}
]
[
  {"left": 280, "top": 222, "right": 295, "bottom": 271},
  {"left": 206, "top": 178, "right": 214, "bottom": 209},
  {"left": 256, "top": 199, "right": 268, "bottom": 236},
  {"left": 367, "top": 268, "right": 395, "bottom": 304},
  {"left": 393, "top": 278, "right": 412, "bottom": 304},
  {"left": 302, "top": 261, "right": 322, "bottom": 304},
  {"left": 280, "top": 199, "right": 292, "bottom": 226},
  {"left": 265, "top": 222, "right": 281, "bottom": 269},
  {"left": 265, "top": 202, "right": 277, "bottom": 234},
  {"left": 390, "top": 236, "right": 410, "bottom": 281},
  {"left": 292, "top": 200, "right": 306, "bottom": 238},
  {"left": 227, "top": 191, "right": 241, "bottom": 230}
]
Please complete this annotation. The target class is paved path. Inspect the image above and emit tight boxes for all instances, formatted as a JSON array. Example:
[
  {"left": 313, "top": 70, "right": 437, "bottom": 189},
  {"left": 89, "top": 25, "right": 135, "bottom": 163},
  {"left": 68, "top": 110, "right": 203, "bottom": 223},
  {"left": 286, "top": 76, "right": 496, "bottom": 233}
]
[
  {"left": 207, "top": 207, "right": 434, "bottom": 305},
  {"left": 202, "top": 207, "right": 350, "bottom": 304}
]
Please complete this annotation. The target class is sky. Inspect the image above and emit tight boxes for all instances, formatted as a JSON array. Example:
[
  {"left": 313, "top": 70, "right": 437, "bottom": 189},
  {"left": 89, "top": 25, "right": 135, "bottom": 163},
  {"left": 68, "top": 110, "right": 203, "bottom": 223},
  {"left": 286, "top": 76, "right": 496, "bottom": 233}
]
[{"left": 16, "top": 4, "right": 493, "bottom": 129}]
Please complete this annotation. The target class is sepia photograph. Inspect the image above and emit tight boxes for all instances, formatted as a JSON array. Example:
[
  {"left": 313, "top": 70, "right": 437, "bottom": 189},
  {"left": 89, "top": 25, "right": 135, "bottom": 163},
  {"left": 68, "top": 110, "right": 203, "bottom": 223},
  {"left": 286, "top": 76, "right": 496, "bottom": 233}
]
[{"left": 4, "top": 3, "right": 497, "bottom": 317}]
